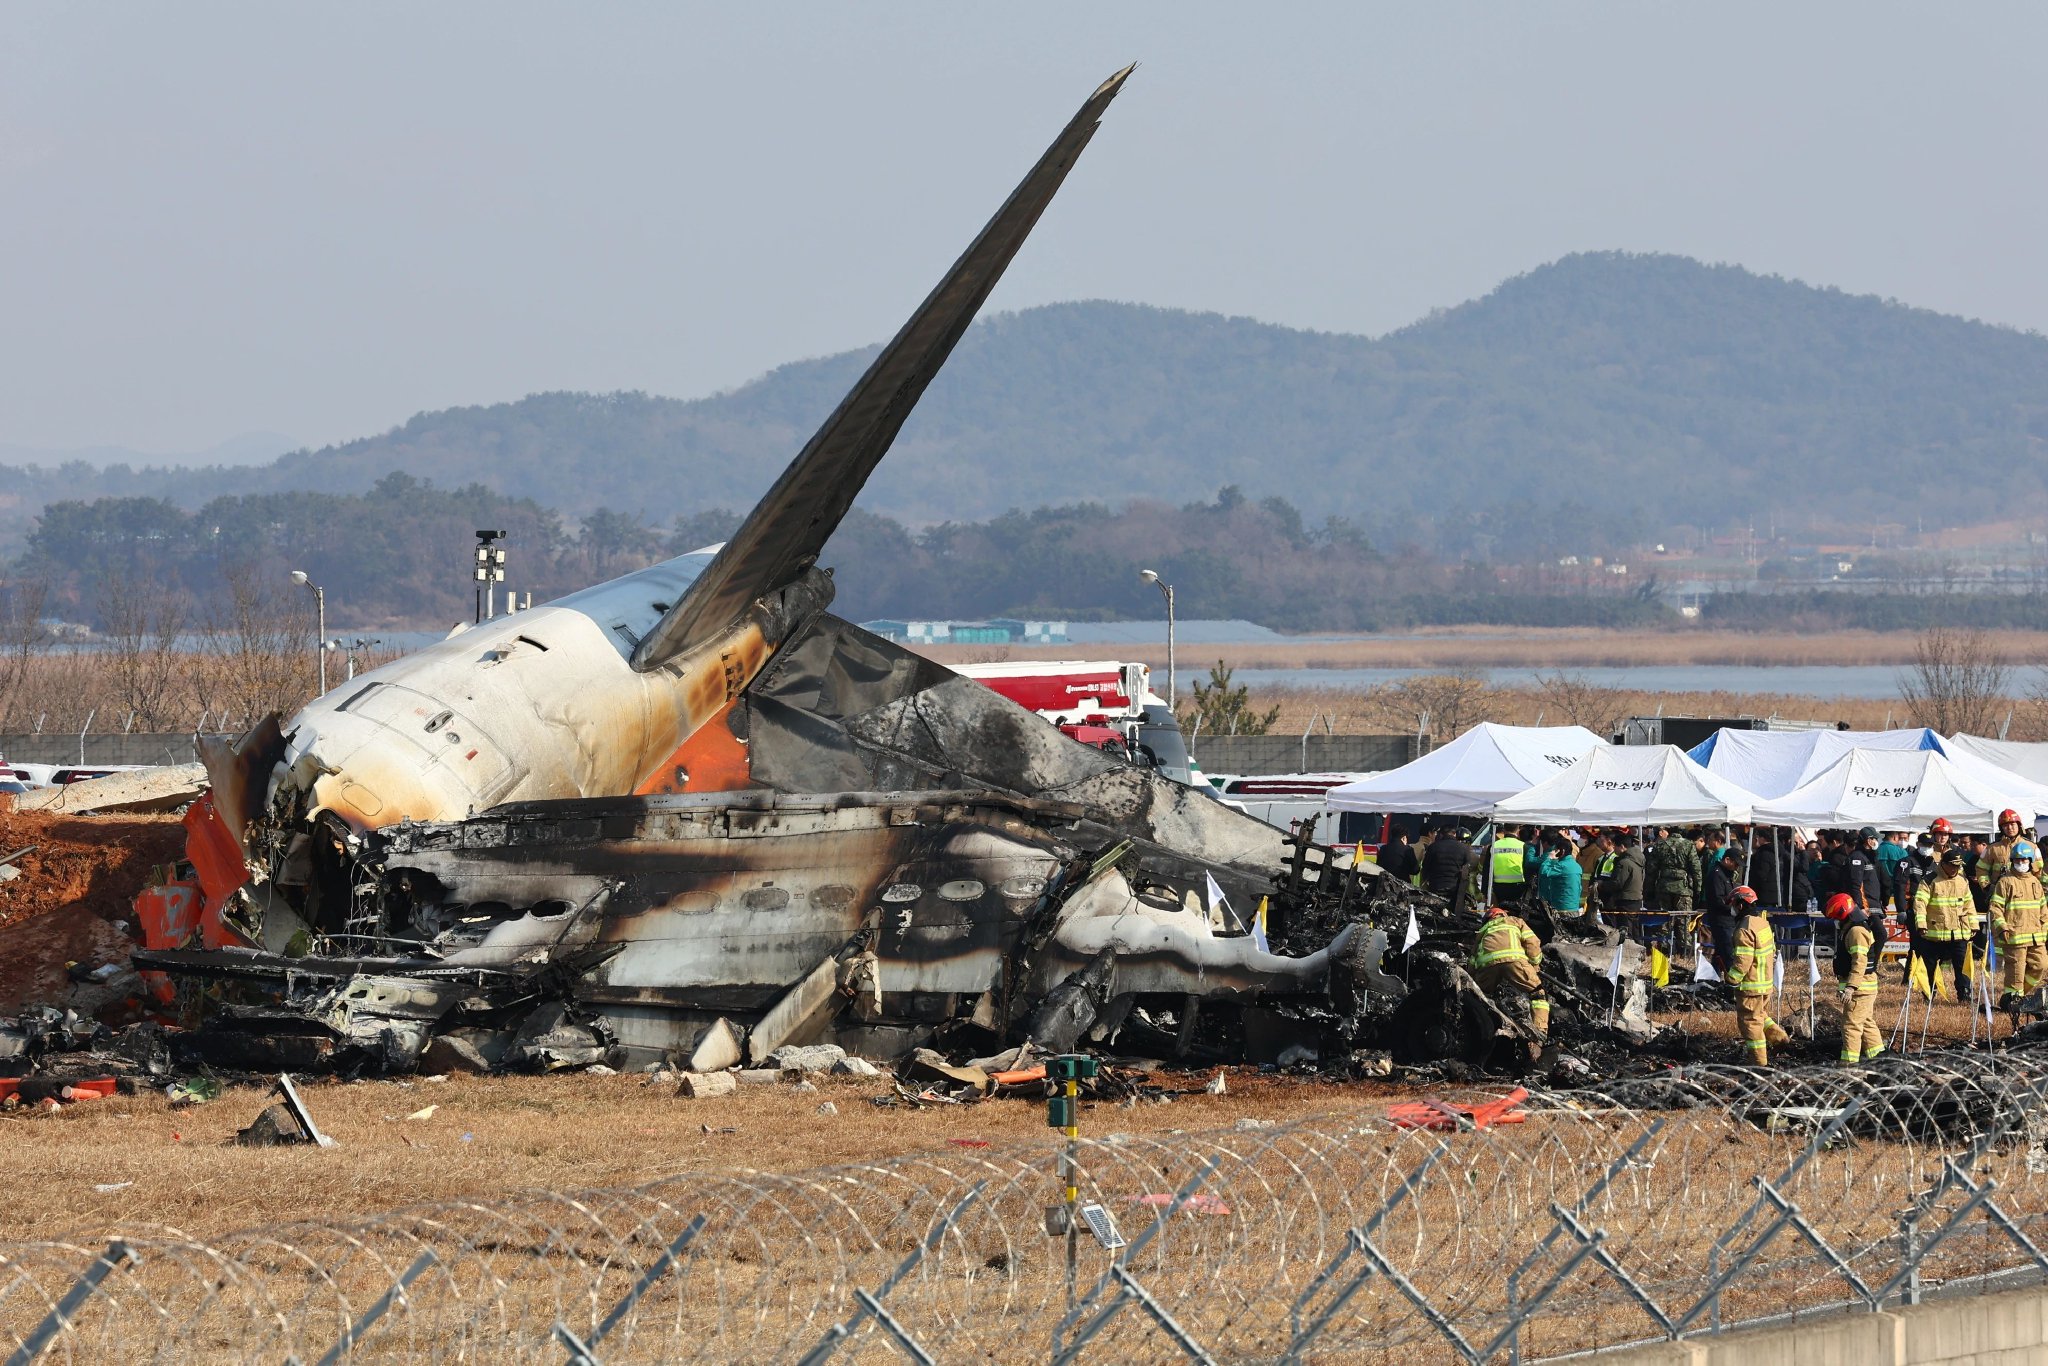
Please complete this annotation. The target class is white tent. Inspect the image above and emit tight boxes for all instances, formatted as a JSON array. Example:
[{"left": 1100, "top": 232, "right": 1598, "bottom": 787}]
[
  {"left": 1946, "top": 734, "right": 2048, "bottom": 790},
  {"left": 1324, "top": 723, "right": 1605, "bottom": 817},
  {"left": 1751, "top": 748, "right": 2034, "bottom": 833},
  {"left": 1493, "top": 744, "right": 1759, "bottom": 826},
  {"left": 1688, "top": 727, "right": 1942, "bottom": 800}
]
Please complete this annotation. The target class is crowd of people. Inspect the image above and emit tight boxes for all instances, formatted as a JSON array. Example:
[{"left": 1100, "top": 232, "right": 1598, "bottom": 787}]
[{"left": 1368, "top": 810, "right": 2048, "bottom": 1067}]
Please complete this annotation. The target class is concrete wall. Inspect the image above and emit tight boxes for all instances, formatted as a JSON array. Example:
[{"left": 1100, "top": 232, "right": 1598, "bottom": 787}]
[
  {"left": 0, "top": 733, "right": 200, "bottom": 766},
  {"left": 1597, "top": 1283, "right": 2048, "bottom": 1365},
  {"left": 1194, "top": 734, "right": 1423, "bottom": 776}
]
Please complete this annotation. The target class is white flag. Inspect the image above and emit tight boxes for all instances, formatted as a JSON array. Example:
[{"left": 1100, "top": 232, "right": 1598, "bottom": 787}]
[
  {"left": 1807, "top": 947, "right": 1821, "bottom": 986},
  {"left": 1204, "top": 872, "right": 1230, "bottom": 923},
  {"left": 1772, "top": 952, "right": 1785, "bottom": 999},
  {"left": 1694, "top": 951, "right": 1721, "bottom": 983},
  {"left": 1402, "top": 905, "right": 1421, "bottom": 952},
  {"left": 1250, "top": 896, "right": 1271, "bottom": 955},
  {"left": 1606, "top": 943, "right": 1624, "bottom": 985}
]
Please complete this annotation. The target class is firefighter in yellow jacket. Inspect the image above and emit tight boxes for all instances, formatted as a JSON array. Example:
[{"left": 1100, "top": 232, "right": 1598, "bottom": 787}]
[
  {"left": 1727, "top": 886, "right": 1789, "bottom": 1065},
  {"left": 1469, "top": 903, "right": 1548, "bottom": 1038},
  {"left": 1992, "top": 839, "right": 2047, "bottom": 1007},
  {"left": 1913, "top": 846, "right": 1979, "bottom": 1002},
  {"left": 1824, "top": 892, "right": 1885, "bottom": 1067}
]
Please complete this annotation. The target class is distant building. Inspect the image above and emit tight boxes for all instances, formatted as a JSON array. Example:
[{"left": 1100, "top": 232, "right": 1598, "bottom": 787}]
[{"left": 860, "top": 618, "right": 1070, "bottom": 646}]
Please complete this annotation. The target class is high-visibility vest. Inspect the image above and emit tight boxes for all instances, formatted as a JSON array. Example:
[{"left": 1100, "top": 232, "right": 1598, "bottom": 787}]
[
  {"left": 1598, "top": 852, "right": 1617, "bottom": 878},
  {"left": 1915, "top": 877, "right": 1975, "bottom": 940},
  {"left": 1470, "top": 915, "right": 1533, "bottom": 969},
  {"left": 1729, "top": 915, "right": 1775, "bottom": 993},
  {"left": 1993, "top": 874, "right": 2048, "bottom": 945},
  {"left": 1492, "top": 836, "right": 1526, "bottom": 884},
  {"left": 1841, "top": 924, "right": 1879, "bottom": 995}
]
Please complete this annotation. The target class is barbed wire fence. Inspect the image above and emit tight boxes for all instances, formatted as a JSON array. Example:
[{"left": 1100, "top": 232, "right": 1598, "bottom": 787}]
[{"left": 5, "top": 1050, "right": 2048, "bottom": 1363}]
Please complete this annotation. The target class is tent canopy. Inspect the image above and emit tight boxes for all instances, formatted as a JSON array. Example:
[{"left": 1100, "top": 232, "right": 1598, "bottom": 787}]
[
  {"left": 1324, "top": 723, "right": 1605, "bottom": 817},
  {"left": 1493, "top": 744, "right": 1758, "bottom": 826},
  {"left": 1751, "top": 748, "right": 2033, "bottom": 833},
  {"left": 1688, "top": 727, "right": 1941, "bottom": 799},
  {"left": 1946, "top": 734, "right": 2048, "bottom": 790}
]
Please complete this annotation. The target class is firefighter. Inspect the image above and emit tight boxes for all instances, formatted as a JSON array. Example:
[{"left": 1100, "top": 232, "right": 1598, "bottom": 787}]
[
  {"left": 1825, "top": 892, "right": 1885, "bottom": 1067},
  {"left": 1912, "top": 845, "right": 1978, "bottom": 1003},
  {"left": 1469, "top": 903, "right": 1548, "bottom": 1039},
  {"left": 1977, "top": 809, "right": 2028, "bottom": 899},
  {"left": 1727, "top": 885, "right": 1789, "bottom": 1065},
  {"left": 1992, "top": 839, "right": 2047, "bottom": 1007}
]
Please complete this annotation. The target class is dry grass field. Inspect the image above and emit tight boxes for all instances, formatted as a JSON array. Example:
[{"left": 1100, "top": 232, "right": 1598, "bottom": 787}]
[
  {"left": 922, "top": 626, "right": 2048, "bottom": 673},
  {"left": 0, "top": 968, "right": 2004, "bottom": 1246}
]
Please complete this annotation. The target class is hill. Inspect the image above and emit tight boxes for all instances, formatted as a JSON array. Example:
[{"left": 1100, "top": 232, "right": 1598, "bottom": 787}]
[{"left": 10, "top": 253, "right": 2048, "bottom": 556}]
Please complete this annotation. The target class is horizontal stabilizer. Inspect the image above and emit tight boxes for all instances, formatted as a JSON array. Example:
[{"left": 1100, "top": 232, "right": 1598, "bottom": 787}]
[{"left": 632, "top": 65, "right": 1134, "bottom": 671}]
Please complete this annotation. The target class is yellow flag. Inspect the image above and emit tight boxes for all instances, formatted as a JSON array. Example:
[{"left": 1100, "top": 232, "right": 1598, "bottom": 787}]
[
  {"left": 1648, "top": 944, "right": 1670, "bottom": 989},
  {"left": 1354, "top": 841, "right": 1366, "bottom": 868},
  {"left": 1909, "top": 952, "right": 1933, "bottom": 1001}
]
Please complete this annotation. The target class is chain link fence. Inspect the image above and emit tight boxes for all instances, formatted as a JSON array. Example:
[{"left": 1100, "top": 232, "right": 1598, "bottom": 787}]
[{"left": 6, "top": 1049, "right": 2048, "bottom": 1362}]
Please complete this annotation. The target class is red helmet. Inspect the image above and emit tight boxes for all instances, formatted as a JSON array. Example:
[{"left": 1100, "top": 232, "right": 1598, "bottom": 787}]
[
  {"left": 1930, "top": 818, "right": 1954, "bottom": 835},
  {"left": 1824, "top": 892, "right": 1856, "bottom": 921},
  {"left": 2001, "top": 809, "right": 2022, "bottom": 827},
  {"left": 1732, "top": 885, "right": 1758, "bottom": 904}
]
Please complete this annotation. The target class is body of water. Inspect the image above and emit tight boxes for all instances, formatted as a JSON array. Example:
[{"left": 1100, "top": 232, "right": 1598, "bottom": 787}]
[{"left": 1232, "top": 663, "right": 1926, "bottom": 700}]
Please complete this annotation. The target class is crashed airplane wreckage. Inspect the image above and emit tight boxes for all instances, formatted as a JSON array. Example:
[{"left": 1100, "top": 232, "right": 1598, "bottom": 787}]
[{"left": 133, "top": 67, "right": 1660, "bottom": 1078}]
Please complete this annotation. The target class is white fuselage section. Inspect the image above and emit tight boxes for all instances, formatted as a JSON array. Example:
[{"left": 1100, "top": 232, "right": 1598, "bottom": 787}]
[{"left": 275, "top": 549, "right": 756, "bottom": 831}]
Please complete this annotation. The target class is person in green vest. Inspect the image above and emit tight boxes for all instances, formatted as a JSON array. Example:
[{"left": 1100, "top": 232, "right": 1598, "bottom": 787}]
[{"left": 1490, "top": 825, "right": 1531, "bottom": 905}]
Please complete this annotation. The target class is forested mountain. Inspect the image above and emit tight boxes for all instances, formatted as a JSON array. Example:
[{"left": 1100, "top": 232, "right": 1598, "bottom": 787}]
[{"left": 11, "top": 253, "right": 2048, "bottom": 563}]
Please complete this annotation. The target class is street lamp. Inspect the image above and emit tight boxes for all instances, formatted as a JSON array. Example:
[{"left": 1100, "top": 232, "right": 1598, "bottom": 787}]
[
  {"left": 1138, "top": 568, "right": 1175, "bottom": 717},
  {"left": 289, "top": 570, "right": 327, "bottom": 695}
]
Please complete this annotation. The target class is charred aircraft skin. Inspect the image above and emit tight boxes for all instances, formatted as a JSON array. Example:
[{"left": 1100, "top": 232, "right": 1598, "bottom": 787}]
[
  {"left": 147, "top": 68, "right": 1425, "bottom": 1071},
  {"left": 144, "top": 789, "right": 1349, "bottom": 1070}
]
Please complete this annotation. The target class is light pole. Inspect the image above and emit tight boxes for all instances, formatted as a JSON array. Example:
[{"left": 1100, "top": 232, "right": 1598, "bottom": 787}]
[
  {"left": 474, "top": 529, "right": 507, "bottom": 621},
  {"left": 1139, "top": 568, "right": 1175, "bottom": 717},
  {"left": 289, "top": 570, "right": 327, "bottom": 695}
]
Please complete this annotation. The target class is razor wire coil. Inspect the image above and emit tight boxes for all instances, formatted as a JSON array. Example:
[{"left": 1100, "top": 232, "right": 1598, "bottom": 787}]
[{"left": 6, "top": 1048, "right": 2048, "bottom": 1363}]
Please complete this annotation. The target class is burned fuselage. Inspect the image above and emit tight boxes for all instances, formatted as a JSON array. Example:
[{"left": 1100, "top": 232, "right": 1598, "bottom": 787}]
[{"left": 147, "top": 789, "right": 1350, "bottom": 1071}]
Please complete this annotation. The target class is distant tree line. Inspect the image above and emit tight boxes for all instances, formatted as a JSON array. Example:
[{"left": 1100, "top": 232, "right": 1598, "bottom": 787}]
[{"left": 28, "top": 475, "right": 2048, "bottom": 639}]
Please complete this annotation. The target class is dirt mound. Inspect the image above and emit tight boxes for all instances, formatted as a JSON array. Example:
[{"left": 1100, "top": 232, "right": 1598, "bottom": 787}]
[{"left": 0, "top": 809, "right": 185, "bottom": 1015}]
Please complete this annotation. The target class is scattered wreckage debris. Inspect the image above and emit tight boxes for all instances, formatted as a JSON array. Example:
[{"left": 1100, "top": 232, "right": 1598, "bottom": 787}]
[
  {"left": 235, "top": 1074, "right": 335, "bottom": 1148},
  {"left": 16, "top": 765, "right": 207, "bottom": 816}
]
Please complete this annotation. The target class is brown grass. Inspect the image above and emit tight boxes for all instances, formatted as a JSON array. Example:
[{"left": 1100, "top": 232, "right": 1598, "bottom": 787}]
[
  {"left": 0, "top": 1069, "right": 1385, "bottom": 1243},
  {"left": 1259, "top": 683, "right": 1919, "bottom": 734},
  {"left": 921, "top": 627, "right": 2048, "bottom": 673},
  {"left": 0, "top": 966, "right": 2003, "bottom": 1248}
]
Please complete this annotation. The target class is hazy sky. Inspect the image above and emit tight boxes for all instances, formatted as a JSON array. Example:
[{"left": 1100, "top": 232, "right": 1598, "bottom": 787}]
[{"left": 5, "top": 4, "right": 2045, "bottom": 456}]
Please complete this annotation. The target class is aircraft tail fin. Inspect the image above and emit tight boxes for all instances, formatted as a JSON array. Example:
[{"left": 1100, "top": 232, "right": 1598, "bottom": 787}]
[{"left": 631, "top": 65, "right": 1134, "bottom": 671}]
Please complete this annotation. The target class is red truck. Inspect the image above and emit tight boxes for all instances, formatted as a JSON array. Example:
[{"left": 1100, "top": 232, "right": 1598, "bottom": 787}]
[{"left": 953, "top": 660, "right": 1203, "bottom": 786}]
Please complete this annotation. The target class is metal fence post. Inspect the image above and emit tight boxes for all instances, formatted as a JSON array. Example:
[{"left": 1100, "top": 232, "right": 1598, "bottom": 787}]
[
  {"left": 1051, "top": 1157, "right": 1222, "bottom": 1365},
  {"left": 797, "top": 1182, "right": 984, "bottom": 1366},
  {"left": 5, "top": 1240, "right": 138, "bottom": 1366},
  {"left": 552, "top": 1212, "right": 708, "bottom": 1365},
  {"left": 315, "top": 1250, "right": 438, "bottom": 1366}
]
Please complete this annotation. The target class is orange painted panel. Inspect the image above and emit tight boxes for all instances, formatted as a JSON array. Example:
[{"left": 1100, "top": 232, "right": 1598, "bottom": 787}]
[{"left": 635, "top": 700, "right": 752, "bottom": 795}]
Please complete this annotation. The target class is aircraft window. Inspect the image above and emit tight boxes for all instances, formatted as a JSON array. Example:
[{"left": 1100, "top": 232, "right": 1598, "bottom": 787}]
[
  {"left": 424, "top": 710, "right": 453, "bottom": 734},
  {"left": 811, "top": 885, "right": 855, "bottom": 909},
  {"left": 937, "top": 879, "right": 984, "bottom": 902},
  {"left": 998, "top": 876, "right": 1047, "bottom": 899},
  {"left": 881, "top": 883, "right": 921, "bottom": 903},
  {"left": 665, "top": 891, "right": 719, "bottom": 915},
  {"left": 742, "top": 886, "right": 791, "bottom": 911}
]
